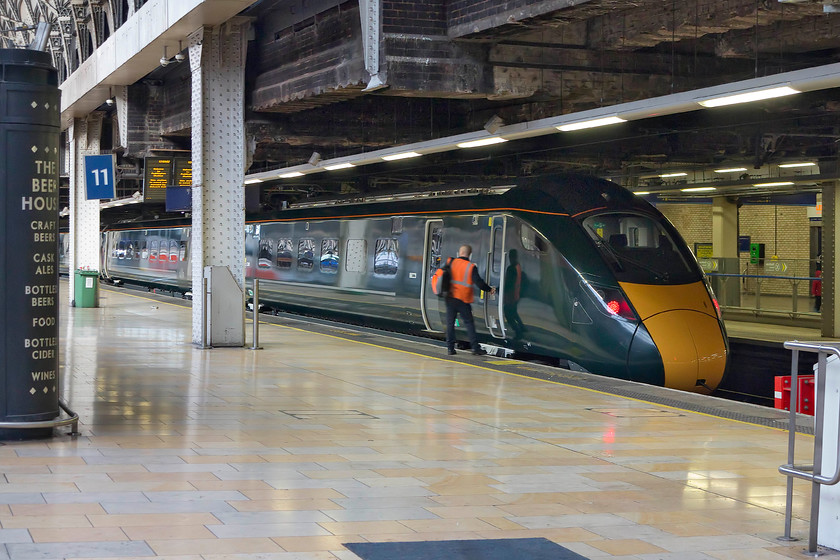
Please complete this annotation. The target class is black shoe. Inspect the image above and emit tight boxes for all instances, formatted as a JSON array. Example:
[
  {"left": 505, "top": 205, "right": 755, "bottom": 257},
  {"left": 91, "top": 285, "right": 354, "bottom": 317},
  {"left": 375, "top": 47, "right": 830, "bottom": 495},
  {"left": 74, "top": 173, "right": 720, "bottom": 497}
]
[
  {"left": 447, "top": 349, "right": 456, "bottom": 355},
  {"left": 472, "top": 348, "right": 487, "bottom": 356}
]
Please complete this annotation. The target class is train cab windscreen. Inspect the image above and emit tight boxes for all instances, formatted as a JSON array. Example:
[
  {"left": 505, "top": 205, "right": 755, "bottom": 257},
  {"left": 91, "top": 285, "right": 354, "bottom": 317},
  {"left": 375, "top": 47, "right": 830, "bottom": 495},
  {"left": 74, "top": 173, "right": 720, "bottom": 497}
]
[{"left": 582, "top": 213, "right": 699, "bottom": 285}]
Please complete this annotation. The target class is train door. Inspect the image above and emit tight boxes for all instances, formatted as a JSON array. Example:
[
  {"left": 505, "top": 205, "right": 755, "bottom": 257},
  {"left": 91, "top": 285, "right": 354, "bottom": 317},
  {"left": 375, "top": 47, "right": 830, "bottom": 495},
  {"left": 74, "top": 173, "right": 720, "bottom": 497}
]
[
  {"left": 420, "top": 220, "right": 445, "bottom": 332},
  {"left": 485, "top": 215, "right": 505, "bottom": 338}
]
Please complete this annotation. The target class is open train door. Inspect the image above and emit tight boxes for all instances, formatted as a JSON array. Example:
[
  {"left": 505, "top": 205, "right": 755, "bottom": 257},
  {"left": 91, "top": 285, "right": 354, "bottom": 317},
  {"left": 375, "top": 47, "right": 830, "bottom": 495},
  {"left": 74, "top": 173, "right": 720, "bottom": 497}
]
[
  {"left": 420, "top": 220, "right": 446, "bottom": 332},
  {"left": 485, "top": 215, "right": 506, "bottom": 338}
]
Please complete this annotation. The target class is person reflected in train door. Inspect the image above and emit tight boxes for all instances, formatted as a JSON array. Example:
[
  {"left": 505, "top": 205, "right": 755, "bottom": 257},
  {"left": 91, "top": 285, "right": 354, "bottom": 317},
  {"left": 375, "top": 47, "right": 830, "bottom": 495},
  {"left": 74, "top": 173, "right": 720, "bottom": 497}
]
[
  {"left": 503, "top": 249, "right": 525, "bottom": 339},
  {"left": 812, "top": 260, "right": 822, "bottom": 312},
  {"left": 446, "top": 245, "right": 496, "bottom": 356}
]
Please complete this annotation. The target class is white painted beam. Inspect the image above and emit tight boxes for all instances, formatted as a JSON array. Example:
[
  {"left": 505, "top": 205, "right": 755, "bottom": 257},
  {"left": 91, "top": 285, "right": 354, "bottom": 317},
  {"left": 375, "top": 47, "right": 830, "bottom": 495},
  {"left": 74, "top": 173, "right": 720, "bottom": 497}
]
[{"left": 59, "top": 0, "right": 258, "bottom": 130}]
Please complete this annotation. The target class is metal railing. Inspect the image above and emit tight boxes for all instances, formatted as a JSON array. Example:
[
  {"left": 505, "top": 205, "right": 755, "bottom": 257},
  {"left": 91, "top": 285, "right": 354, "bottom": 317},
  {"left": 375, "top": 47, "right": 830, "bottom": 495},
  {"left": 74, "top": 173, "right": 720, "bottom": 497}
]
[
  {"left": 778, "top": 341, "right": 840, "bottom": 553},
  {"left": 0, "top": 399, "right": 80, "bottom": 436},
  {"left": 248, "top": 278, "right": 262, "bottom": 350},
  {"left": 706, "top": 271, "right": 821, "bottom": 319}
]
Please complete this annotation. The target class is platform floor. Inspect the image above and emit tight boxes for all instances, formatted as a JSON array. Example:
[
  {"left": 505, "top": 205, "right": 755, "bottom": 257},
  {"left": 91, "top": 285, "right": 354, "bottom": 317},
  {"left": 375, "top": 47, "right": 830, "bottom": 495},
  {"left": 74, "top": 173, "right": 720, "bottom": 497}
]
[{"left": 0, "top": 284, "right": 835, "bottom": 560}]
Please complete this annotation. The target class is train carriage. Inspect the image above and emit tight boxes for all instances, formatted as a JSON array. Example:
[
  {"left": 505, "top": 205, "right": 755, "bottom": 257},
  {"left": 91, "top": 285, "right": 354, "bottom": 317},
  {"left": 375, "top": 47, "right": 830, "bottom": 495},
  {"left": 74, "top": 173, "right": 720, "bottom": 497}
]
[{"left": 88, "top": 174, "right": 729, "bottom": 392}]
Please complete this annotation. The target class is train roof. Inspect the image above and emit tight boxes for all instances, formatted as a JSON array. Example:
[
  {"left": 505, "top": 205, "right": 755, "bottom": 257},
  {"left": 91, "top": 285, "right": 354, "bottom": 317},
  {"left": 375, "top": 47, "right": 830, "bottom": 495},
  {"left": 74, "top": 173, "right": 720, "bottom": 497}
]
[
  {"left": 267, "top": 173, "right": 648, "bottom": 221},
  {"left": 102, "top": 173, "right": 653, "bottom": 230}
]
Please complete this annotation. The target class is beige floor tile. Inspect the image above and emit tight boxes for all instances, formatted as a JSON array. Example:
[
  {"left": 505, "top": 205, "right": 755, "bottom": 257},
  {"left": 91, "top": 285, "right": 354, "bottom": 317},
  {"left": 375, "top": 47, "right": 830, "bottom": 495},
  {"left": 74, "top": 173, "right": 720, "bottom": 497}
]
[
  {"left": 317, "top": 521, "right": 413, "bottom": 535},
  {"left": 1, "top": 514, "right": 94, "bottom": 529},
  {"left": 87, "top": 513, "right": 219, "bottom": 527},
  {"left": 590, "top": 538, "right": 668, "bottom": 555},
  {"left": 229, "top": 499, "right": 341, "bottom": 511},
  {"left": 4, "top": 285, "right": 820, "bottom": 560},
  {"left": 146, "top": 537, "right": 283, "bottom": 555},
  {"left": 10, "top": 503, "right": 106, "bottom": 516},
  {"left": 271, "top": 535, "right": 363, "bottom": 552},
  {"left": 123, "top": 525, "right": 218, "bottom": 541},
  {"left": 397, "top": 518, "right": 500, "bottom": 533},
  {"left": 29, "top": 526, "right": 128, "bottom": 543}
]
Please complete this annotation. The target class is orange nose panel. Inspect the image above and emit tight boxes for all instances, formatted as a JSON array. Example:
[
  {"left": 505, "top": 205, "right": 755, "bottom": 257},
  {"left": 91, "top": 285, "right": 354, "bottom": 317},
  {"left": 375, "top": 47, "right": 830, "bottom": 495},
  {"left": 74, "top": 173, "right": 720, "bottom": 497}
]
[{"left": 643, "top": 310, "right": 727, "bottom": 392}]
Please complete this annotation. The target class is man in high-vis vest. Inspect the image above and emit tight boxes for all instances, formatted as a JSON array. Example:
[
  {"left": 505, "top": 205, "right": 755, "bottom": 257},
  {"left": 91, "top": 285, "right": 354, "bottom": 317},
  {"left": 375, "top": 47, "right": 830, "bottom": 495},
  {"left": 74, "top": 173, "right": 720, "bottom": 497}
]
[{"left": 446, "top": 244, "right": 496, "bottom": 355}]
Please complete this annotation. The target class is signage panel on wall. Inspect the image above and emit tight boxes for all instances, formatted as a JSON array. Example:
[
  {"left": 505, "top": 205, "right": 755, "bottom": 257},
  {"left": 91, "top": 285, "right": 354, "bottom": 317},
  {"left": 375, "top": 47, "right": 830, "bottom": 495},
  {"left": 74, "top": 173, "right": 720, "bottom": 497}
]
[
  {"left": 174, "top": 158, "right": 192, "bottom": 187},
  {"left": 143, "top": 157, "right": 172, "bottom": 202},
  {"left": 84, "top": 154, "right": 116, "bottom": 199}
]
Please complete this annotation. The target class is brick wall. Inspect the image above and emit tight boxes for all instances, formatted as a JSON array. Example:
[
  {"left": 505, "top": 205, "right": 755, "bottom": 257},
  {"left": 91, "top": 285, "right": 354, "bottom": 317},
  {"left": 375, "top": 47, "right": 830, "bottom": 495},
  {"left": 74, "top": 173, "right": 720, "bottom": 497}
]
[
  {"left": 125, "top": 83, "right": 182, "bottom": 157},
  {"left": 383, "top": 1, "right": 446, "bottom": 34},
  {"left": 659, "top": 202, "right": 814, "bottom": 298},
  {"left": 658, "top": 203, "right": 712, "bottom": 252}
]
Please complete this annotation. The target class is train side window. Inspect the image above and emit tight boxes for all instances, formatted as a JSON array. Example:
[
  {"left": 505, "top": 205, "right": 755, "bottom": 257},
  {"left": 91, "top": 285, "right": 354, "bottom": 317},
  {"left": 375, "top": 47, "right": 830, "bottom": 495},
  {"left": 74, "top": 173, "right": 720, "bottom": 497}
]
[
  {"left": 149, "top": 240, "right": 159, "bottom": 261},
  {"left": 126, "top": 242, "right": 135, "bottom": 260},
  {"left": 117, "top": 240, "right": 126, "bottom": 259},
  {"left": 159, "top": 239, "right": 170, "bottom": 261},
  {"left": 179, "top": 241, "right": 188, "bottom": 262},
  {"left": 520, "top": 224, "right": 547, "bottom": 253},
  {"left": 391, "top": 217, "right": 403, "bottom": 234},
  {"left": 492, "top": 228, "right": 503, "bottom": 273},
  {"left": 258, "top": 239, "right": 274, "bottom": 268},
  {"left": 140, "top": 241, "right": 148, "bottom": 259},
  {"left": 346, "top": 239, "right": 367, "bottom": 273},
  {"left": 298, "top": 238, "right": 315, "bottom": 271},
  {"left": 320, "top": 238, "right": 339, "bottom": 274},
  {"left": 374, "top": 238, "right": 399, "bottom": 276},
  {"left": 277, "top": 238, "right": 293, "bottom": 269},
  {"left": 429, "top": 224, "right": 443, "bottom": 277}
]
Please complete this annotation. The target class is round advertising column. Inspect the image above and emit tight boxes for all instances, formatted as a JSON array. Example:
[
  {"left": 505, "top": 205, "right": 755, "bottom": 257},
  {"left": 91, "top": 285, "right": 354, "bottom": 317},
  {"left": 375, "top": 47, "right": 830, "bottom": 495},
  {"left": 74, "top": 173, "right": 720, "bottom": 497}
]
[{"left": 0, "top": 49, "right": 60, "bottom": 439}]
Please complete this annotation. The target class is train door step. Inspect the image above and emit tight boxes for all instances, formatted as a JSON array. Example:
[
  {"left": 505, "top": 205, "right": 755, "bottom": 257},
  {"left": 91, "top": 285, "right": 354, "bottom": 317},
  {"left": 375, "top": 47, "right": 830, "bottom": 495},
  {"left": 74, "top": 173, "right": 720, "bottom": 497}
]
[{"left": 479, "top": 343, "right": 514, "bottom": 358}]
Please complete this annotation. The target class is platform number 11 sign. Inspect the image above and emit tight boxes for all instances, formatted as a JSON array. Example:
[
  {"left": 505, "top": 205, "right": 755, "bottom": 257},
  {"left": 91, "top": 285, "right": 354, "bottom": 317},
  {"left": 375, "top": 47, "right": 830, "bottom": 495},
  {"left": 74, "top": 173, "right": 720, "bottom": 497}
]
[{"left": 84, "top": 154, "right": 116, "bottom": 200}]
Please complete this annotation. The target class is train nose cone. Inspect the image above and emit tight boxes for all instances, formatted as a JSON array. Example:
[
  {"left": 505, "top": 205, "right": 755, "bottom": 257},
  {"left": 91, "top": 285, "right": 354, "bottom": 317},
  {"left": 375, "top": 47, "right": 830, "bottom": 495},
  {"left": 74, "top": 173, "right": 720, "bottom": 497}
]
[{"left": 642, "top": 310, "right": 727, "bottom": 392}]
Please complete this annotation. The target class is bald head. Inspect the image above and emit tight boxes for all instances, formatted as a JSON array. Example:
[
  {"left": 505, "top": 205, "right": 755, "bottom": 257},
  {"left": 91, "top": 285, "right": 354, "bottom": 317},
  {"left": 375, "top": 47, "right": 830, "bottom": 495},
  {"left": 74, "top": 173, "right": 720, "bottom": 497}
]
[{"left": 458, "top": 245, "right": 472, "bottom": 258}]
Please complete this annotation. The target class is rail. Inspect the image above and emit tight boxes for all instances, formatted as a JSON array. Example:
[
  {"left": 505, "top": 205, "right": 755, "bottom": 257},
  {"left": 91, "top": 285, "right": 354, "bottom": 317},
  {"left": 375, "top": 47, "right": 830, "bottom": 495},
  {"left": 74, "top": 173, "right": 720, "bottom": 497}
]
[
  {"left": 778, "top": 341, "right": 840, "bottom": 553},
  {"left": 249, "top": 278, "right": 262, "bottom": 350},
  {"left": 0, "top": 399, "right": 80, "bottom": 436},
  {"left": 706, "top": 271, "right": 821, "bottom": 318}
]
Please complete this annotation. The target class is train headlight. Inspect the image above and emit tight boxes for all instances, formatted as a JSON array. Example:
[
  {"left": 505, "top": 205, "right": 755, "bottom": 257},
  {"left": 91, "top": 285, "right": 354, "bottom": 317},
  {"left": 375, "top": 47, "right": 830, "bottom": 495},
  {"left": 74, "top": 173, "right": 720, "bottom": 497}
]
[
  {"left": 704, "top": 281, "right": 722, "bottom": 320},
  {"left": 594, "top": 286, "right": 637, "bottom": 321}
]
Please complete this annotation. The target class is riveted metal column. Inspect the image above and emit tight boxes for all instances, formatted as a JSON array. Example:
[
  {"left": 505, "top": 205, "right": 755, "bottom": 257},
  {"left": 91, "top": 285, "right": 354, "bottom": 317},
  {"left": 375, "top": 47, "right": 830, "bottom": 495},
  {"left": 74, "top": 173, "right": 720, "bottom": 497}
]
[
  {"left": 68, "top": 115, "right": 102, "bottom": 306},
  {"left": 822, "top": 182, "right": 838, "bottom": 337},
  {"left": 188, "top": 21, "right": 249, "bottom": 346},
  {"left": 359, "top": 0, "right": 385, "bottom": 90},
  {"left": 113, "top": 85, "right": 128, "bottom": 150}
]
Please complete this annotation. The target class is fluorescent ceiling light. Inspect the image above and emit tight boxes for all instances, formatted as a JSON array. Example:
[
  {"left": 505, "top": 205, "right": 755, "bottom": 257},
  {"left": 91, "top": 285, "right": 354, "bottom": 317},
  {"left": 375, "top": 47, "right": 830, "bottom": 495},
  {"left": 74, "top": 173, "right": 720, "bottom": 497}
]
[
  {"left": 779, "top": 162, "right": 816, "bottom": 168},
  {"left": 680, "top": 187, "right": 717, "bottom": 192},
  {"left": 382, "top": 151, "right": 422, "bottom": 161},
  {"left": 457, "top": 137, "right": 507, "bottom": 148},
  {"left": 634, "top": 191, "right": 651, "bottom": 195},
  {"left": 325, "top": 162, "right": 355, "bottom": 171},
  {"left": 714, "top": 167, "right": 748, "bottom": 173},
  {"left": 279, "top": 171, "right": 304, "bottom": 178},
  {"left": 753, "top": 181, "right": 795, "bottom": 187},
  {"left": 660, "top": 172, "right": 688, "bottom": 178},
  {"left": 243, "top": 178, "right": 263, "bottom": 185},
  {"left": 556, "top": 116, "right": 626, "bottom": 132},
  {"left": 697, "top": 86, "right": 800, "bottom": 108}
]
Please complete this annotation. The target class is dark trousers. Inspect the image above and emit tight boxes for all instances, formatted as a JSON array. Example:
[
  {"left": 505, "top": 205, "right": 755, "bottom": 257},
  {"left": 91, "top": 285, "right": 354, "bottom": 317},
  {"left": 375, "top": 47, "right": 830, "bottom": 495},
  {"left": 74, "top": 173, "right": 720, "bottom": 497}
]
[
  {"left": 446, "top": 297, "right": 478, "bottom": 351},
  {"left": 503, "top": 302, "right": 525, "bottom": 338}
]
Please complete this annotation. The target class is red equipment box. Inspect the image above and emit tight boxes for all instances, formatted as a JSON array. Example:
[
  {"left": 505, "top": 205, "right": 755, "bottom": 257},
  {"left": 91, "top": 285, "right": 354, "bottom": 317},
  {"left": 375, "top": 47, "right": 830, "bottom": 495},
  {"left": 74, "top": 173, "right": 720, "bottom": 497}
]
[{"left": 774, "top": 375, "right": 816, "bottom": 416}]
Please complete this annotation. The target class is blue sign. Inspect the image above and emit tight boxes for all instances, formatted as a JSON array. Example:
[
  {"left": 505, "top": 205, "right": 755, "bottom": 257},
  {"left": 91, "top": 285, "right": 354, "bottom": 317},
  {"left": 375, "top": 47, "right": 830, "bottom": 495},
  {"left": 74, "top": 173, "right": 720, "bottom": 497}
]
[
  {"left": 166, "top": 186, "right": 192, "bottom": 212},
  {"left": 84, "top": 154, "right": 116, "bottom": 199}
]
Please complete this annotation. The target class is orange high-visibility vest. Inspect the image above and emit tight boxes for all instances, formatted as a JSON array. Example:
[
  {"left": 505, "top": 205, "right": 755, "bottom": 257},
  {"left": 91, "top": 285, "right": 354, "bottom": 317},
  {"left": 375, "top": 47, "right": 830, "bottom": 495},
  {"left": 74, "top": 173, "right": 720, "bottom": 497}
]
[{"left": 449, "top": 258, "right": 476, "bottom": 303}]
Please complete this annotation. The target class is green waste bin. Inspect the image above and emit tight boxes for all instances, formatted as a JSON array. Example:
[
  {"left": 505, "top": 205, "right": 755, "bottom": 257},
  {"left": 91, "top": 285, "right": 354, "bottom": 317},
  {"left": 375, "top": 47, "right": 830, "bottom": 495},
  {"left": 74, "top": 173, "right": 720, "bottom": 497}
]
[{"left": 74, "top": 269, "right": 100, "bottom": 308}]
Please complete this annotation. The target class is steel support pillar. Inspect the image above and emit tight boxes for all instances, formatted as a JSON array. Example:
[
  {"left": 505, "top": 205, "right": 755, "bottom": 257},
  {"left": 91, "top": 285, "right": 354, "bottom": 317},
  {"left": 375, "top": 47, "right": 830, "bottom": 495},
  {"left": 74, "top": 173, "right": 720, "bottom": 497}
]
[
  {"left": 712, "top": 197, "right": 738, "bottom": 259},
  {"left": 712, "top": 196, "right": 741, "bottom": 307},
  {"left": 68, "top": 115, "right": 102, "bottom": 306},
  {"left": 359, "top": 0, "right": 385, "bottom": 91},
  {"left": 823, "top": 182, "right": 838, "bottom": 337},
  {"left": 188, "top": 21, "right": 249, "bottom": 346}
]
